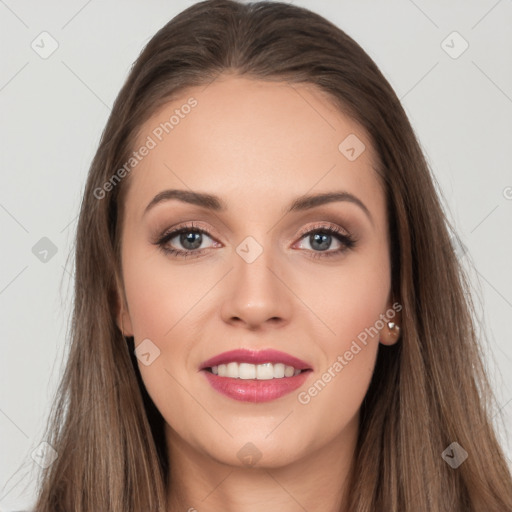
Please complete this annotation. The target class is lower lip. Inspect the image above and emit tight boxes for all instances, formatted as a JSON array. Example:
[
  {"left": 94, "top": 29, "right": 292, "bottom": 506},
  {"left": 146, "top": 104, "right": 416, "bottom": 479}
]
[{"left": 201, "top": 369, "right": 311, "bottom": 403}]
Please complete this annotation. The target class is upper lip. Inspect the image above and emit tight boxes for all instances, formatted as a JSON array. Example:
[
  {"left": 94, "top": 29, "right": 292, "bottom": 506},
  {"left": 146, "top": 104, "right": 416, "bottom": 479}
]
[{"left": 199, "top": 348, "right": 313, "bottom": 371}]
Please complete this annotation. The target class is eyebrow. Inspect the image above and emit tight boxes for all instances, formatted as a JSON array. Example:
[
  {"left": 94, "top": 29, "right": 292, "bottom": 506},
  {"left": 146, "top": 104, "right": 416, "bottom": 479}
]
[{"left": 143, "top": 188, "right": 373, "bottom": 225}]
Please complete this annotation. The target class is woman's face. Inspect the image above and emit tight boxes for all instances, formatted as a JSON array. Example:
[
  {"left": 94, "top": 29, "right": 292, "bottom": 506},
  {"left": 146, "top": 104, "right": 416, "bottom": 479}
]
[{"left": 116, "top": 75, "right": 399, "bottom": 469}]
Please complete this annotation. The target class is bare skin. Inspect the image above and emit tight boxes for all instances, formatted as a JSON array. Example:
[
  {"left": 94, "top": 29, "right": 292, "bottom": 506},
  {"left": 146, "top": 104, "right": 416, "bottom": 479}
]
[{"left": 115, "top": 74, "right": 401, "bottom": 512}]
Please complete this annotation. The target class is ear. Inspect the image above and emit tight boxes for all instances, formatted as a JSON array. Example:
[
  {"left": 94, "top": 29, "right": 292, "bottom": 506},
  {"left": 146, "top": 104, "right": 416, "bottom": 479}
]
[
  {"left": 112, "top": 273, "right": 134, "bottom": 337},
  {"left": 379, "top": 299, "right": 402, "bottom": 346}
]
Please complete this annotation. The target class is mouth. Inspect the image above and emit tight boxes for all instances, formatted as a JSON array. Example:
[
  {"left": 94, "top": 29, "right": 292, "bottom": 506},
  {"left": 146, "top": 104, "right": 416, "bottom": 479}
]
[
  {"left": 199, "top": 348, "right": 313, "bottom": 402},
  {"left": 199, "top": 348, "right": 313, "bottom": 372},
  {"left": 203, "top": 363, "right": 312, "bottom": 380}
]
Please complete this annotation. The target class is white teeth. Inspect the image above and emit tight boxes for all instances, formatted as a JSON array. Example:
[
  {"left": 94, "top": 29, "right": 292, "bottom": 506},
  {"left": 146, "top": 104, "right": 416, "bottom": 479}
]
[
  {"left": 227, "top": 362, "right": 238, "bottom": 377},
  {"left": 284, "top": 365, "right": 295, "bottom": 377},
  {"left": 239, "top": 362, "right": 256, "bottom": 379},
  {"left": 210, "top": 362, "right": 303, "bottom": 379},
  {"left": 256, "top": 363, "right": 274, "bottom": 380},
  {"left": 273, "top": 363, "right": 285, "bottom": 378}
]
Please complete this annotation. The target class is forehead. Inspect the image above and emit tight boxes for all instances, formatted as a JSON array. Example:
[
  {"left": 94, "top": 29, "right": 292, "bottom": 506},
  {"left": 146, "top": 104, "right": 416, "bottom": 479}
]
[{"left": 124, "top": 75, "right": 384, "bottom": 222}]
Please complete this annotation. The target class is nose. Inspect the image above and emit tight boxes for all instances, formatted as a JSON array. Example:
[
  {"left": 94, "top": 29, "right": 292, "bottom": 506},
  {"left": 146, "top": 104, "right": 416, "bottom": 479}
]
[{"left": 219, "top": 240, "right": 293, "bottom": 330}]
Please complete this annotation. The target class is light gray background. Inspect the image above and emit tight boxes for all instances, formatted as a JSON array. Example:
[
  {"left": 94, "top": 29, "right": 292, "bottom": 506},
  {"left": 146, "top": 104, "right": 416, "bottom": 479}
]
[{"left": 1, "top": 0, "right": 511, "bottom": 509}]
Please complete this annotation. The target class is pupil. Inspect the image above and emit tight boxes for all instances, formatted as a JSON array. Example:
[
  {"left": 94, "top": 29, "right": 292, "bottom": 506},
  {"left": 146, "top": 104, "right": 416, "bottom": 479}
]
[
  {"left": 311, "top": 233, "right": 330, "bottom": 251},
  {"left": 180, "top": 231, "right": 202, "bottom": 250}
]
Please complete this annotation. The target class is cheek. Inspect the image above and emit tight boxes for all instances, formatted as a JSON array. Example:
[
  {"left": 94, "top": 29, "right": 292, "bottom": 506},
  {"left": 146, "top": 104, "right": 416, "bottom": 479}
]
[
  {"left": 121, "top": 249, "right": 205, "bottom": 422},
  {"left": 299, "top": 245, "right": 391, "bottom": 347},
  {"left": 293, "top": 246, "right": 389, "bottom": 416},
  {"left": 121, "top": 240, "right": 188, "bottom": 339},
  {"left": 121, "top": 240, "right": 211, "bottom": 372},
  {"left": 296, "top": 341, "right": 378, "bottom": 450}
]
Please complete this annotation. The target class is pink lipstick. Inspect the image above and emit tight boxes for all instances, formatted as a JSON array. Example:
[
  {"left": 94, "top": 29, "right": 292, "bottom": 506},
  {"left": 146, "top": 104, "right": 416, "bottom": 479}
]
[{"left": 199, "top": 348, "right": 313, "bottom": 403}]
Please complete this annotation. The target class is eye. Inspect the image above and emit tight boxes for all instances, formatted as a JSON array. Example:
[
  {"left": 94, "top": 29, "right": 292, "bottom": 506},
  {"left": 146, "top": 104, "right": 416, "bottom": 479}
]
[
  {"left": 153, "top": 222, "right": 357, "bottom": 259},
  {"left": 154, "top": 221, "right": 218, "bottom": 259},
  {"left": 293, "top": 223, "right": 357, "bottom": 259}
]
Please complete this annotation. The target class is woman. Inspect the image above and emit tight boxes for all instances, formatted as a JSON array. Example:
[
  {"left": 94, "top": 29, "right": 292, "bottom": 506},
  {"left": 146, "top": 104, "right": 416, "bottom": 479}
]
[{"left": 32, "top": 0, "right": 512, "bottom": 510}]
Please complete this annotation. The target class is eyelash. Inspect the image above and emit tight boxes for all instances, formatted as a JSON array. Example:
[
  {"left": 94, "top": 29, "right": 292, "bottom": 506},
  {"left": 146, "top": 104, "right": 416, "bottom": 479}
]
[{"left": 153, "top": 221, "right": 357, "bottom": 260}]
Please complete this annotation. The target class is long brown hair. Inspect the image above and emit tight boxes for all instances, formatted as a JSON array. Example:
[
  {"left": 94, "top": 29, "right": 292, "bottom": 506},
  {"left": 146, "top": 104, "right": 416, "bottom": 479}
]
[{"left": 32, "top": 1, "right": 512, "bottom": 510}]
